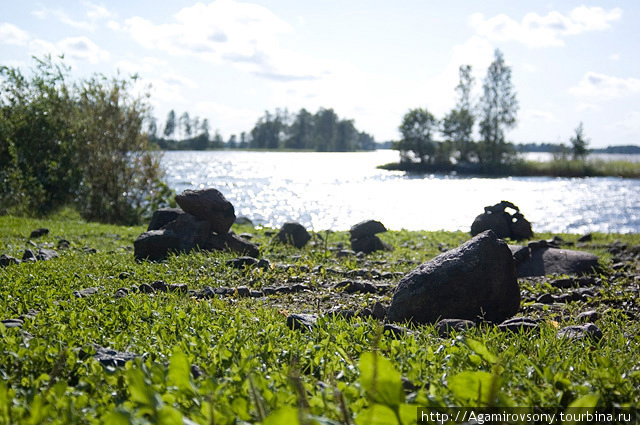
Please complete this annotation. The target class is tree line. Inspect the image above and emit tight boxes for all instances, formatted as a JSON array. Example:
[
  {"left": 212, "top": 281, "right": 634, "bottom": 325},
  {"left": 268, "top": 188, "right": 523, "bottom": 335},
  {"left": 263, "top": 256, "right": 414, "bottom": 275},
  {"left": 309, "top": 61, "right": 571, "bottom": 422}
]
[
  {"left": 393, "top": 49, "right": 588, "bottom": 173},
  {"left": 148, "top": 107, "right": 376, "bottom": 152}
]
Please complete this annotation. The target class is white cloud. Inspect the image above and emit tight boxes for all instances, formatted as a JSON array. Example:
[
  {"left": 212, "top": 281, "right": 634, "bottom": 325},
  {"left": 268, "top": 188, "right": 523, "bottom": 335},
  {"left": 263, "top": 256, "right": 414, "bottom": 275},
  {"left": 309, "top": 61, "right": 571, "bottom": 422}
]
[
  {"left": 470, "top": 6, "right": 622, "bottom": 48},
  {"left": 121, "top": 0, "right": 328, "bottom": 81},
  {"left": 58, "top": 36, "right": 110, "bottom": 64},
  {"left": 569, "top": 72, "right": 640, "bottom": 100},
  {"left": 609, "top": 53, "right": 620, "bottom": 61},
  {"left": 193, "top": 101, "right": 260, "bottom": 135},
  {"left": 0, "top": 23, "right": 31, "bottom": 45},
  {"left": 32, "top": 2, "right": 114, "bottom": 32},
  {"left": 525, "top": 109, "right": 559, "bottom": 122},
  {"left": 576, "top": 102, "right": 599, "bottom": 112}
]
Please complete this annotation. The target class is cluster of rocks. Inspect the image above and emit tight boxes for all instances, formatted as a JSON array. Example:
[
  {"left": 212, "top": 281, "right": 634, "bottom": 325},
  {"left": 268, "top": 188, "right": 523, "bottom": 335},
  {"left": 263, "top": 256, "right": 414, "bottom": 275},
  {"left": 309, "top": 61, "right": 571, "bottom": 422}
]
[
  {"left": 471, "top": 200, "right": 533, "bottom": 240},
  {"left": 134, "top": 188, "right": 259, "bottom": 261},
  {"left": 1, "top": 227, "right": 66, "bottom": 268}
]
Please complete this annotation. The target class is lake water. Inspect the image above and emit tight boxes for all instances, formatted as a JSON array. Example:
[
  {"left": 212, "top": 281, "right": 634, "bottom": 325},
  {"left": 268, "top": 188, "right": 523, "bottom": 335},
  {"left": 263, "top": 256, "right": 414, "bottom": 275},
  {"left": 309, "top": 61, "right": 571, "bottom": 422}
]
[{"left": 162, "top": 150, "right": 640, "bottom": 234}]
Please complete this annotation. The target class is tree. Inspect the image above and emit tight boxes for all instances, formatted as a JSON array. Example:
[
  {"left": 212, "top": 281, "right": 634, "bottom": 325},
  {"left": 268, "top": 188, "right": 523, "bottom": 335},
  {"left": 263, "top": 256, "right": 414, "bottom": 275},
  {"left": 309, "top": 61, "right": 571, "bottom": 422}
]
[
  {"left": 286, "top": 108, "right": 315, "bottom": 149},
  {"left": 442, "top": 65, "right": 476, "bottom": 162},
  {"left": 398, "top": 108, "right": 438, "bottom": 165},
  {"left": 179, "top": 112, "right": 191, "bottom": 140},
  {"left": 314, "top": 108, "right": 338, "bottom": 151},
  {"left": 478, "top": 49, "right": 519, "bottom": 169},
  {"left": 570, "top": 122, "right": 589, "bottom": 160},
  {"left": 164, "top": 110, "right": 176, "bottom": 138}
]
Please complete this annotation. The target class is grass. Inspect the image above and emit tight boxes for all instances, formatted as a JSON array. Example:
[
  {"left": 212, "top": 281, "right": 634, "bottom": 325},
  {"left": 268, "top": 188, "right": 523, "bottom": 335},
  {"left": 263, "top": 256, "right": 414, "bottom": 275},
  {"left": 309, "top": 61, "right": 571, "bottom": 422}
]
[{"left": 1, "top": 212, "right": 639, "bottom": 424}]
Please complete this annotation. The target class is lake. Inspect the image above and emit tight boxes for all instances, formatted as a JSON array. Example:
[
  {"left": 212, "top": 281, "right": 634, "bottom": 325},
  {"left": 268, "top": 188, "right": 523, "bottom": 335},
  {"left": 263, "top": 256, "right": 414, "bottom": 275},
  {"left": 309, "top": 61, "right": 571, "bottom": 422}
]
[{"left": 162, "top": 150, "right": 640, "bottom": 234}]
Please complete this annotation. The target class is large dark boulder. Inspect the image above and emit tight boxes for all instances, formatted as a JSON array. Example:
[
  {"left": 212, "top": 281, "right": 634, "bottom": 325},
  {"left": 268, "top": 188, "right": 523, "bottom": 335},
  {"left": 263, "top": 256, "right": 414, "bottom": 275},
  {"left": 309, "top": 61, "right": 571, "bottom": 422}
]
[
  {"left": 350, "top": 220, "right": 390, "bottom": 254},
  {"left": 350, "top": 220, "right": 387, "bottom": 239},
  {"left": 147, "top": 208, "right": 185, "bottom": 231},
  {"left": 175, "top": 188, "right": 236, "bottom": 234},
  {"left": 204, "top": 232, "right": 260, "bottom": 258},
  {"left": 276, "top": 222, "right": 311, "bottom": 248},
  {"left": 387, "top": 230, "right": 520, "bottom": 325},
  {"left": 162, "top": 213, "right": 211, "bottom": 251},
  {"left": 509, "top": 243, "right": 600, "bottom": 277},
  {"left": 134, "top": 230, "right": 180, "bottom": 261},
  {"left": 470, "top": 201, "right": 532, "bottom": 241}
]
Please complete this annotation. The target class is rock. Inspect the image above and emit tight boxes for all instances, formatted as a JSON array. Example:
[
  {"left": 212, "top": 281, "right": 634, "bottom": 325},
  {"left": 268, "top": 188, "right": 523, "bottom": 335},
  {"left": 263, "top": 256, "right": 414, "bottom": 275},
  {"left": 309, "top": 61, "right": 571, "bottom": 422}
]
[
  {"left": 168, "top": 284, "right": 188, "bottom": 293},
  {"left": 175, "top": 188, "right": 236, "bottom": 234},
  {"left": 277, "top": 222, "right": 311, "bottom": 248},
  {"left": 576, "top": 310, "right": 599, "bottom": 322},
  {"left": 557, "top": 323, "right": 603, "bottom": 341},
  {"left": 0, "top": 254, "right": 20, "bottom": 267},
  {"left": 22, "top": 249, "right": 37, "bottom": 262},
  {"left": 37, "top": 248, "right": 58, "bottom": 261},
  {"left": 191, "top": 364, "right": 205, "bottom": 379},
  {"left": 147, "top": 208, "right": 186, "bottom": 231},
  {"left": 162, "top": 213, "right": 211, "bottom": 251},
  {"left": 73, "top": 287, "right": 99, "bottom": 298},
  {"left": 372, "top": 302, "right": 387, "bottom": 320},
  {"left": 139, "top": 283, "right": 155, "bottom": 294},
  {"left": 435, "top": 319, "right": 476, "bottom": 337},
  {"left": 57, "top": 239, "right": 70, "bottom": 249},
  {"left": 151, "top": 281, "right": 168, "bottom": 292},
  {"left": 383, "top": 324, "right": 413, "bottom": 339},
  {"left": 234, "top": 216, "right": 254, "bottom": 226},
  {"left": 334, "top": 280, "right": 378, "bottom": 294},
  {"left": 29, "top": 228, "right": 49, "bottom": 238},
  {"left": 134, "top": 230, "right": 180, "bottom": 262},
  {"left": 350, "top": 235, "right": 391, "bottom": 254},
  {"left": 349, "top": 220, "right": 387, "bottom": 239},
  {"left": 287, "top": 313, "right": 318, "bottom": 332},
  {"left": 470, "top": 200, "right": 533, "bottom": 241},
  {"left": 205, "top": 232, "right": 259, "bottom": 258},
  {"left": 226, "top": 256, "right": 259, "bottom": 269},
  {"left": 89, "top": 344, "right": 139, "bottom": 367},
  {"left": 497, "top": 317, "right": 540, "bottom": 333},
  {"left": 509, "top": 244, "right": 600, "bottom": 277},
  {"left": 1, "top": 319, "right": 24, "bottom": 329},
  {"left": 387, "top": 230, "right": 520, "bottom": 325},
  {"left": 578, "top": 233, "right": 592, "bottom": 243}
]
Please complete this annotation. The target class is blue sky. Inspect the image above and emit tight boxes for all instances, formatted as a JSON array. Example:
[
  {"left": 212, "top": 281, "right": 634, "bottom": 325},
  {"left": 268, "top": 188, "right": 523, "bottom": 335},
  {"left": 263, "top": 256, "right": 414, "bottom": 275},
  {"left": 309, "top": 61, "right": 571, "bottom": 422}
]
[{"left": 1, "top": 1, "right": 639, "bottom": 147}]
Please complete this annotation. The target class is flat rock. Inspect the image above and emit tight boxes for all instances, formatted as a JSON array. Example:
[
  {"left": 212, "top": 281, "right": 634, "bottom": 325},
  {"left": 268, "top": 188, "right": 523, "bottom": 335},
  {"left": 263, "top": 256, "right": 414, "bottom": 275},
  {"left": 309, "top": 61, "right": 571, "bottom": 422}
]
[
  {"left": 1, "top": 319, "right": 24, "bottom": 329},
  {"left": 175, "top": 188, "right": 236, "bottom": 234},
  {"left": 205, "top": 232, "right": 260, "bottom": 258},
  {"left": 387, "top": 230, "right": 520, "bottom": 325},
  {"left": 147, "top": 208, "right": 185, "bottom": 231},
  {"left": 350, "top": 235, "right": 391, "bottom": 254},
  {"left": 226, "top": 256, "right": 259, "bottom": 269},
  {"left": 497, "top": 317, "right": 540, "bottom": 333},
  {"left": 557, "top": 323, "right": 603, "bottom": 341},
  {"left": 435, "top": 319, "right": 476, "bottom": 337},
  {"left": 73, "top": 287, "right": 99, "bottom": 298},
  {"left": 87, "top": 344, "right": 140, "bottom": 367},
  {"left": 509, "top": 244, "right": 600, "bottom": 277},
  {"left": 134, "top": 230, "right": 180, "bottom": 262},
  {"left": 29, "top": 228, "right": 49, "bottom": 238},
  {"left": 286, "top": 313, "right": 318, "bottom": 332}
]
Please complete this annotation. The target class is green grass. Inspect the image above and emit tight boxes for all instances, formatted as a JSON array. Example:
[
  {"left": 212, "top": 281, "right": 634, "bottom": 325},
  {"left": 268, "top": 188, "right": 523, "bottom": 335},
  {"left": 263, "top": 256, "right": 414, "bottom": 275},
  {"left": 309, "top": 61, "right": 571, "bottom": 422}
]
[{"left": 1, "top": 213, "right": 639, "bottom": 424}]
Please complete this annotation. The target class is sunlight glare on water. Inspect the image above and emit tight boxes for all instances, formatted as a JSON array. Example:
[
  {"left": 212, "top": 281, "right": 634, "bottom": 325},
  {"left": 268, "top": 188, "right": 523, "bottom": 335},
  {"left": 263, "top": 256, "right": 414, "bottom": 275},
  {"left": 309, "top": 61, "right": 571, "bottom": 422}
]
[{"left": 162, "top": 150, "right": 640, "bottom": 234}]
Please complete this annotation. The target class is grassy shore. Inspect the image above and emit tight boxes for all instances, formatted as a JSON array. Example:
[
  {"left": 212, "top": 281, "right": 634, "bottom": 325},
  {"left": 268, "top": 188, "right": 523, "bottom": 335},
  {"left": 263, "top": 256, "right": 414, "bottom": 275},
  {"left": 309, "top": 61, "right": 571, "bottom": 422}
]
[
  {"left": 379, "top": 158, "right": 640, "bottom": 178},
  {"left": 1, "top": 213, "right": 639, "bottom": 424}
]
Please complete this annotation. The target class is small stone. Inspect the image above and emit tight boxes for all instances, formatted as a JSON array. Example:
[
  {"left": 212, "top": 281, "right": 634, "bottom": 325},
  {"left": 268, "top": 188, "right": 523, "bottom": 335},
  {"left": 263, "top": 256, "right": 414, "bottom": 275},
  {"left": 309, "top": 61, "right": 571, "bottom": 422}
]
[
  {"left": 29, "top": 228, "right": 49, "bottom": 238},
  {"left": 151, "top": 281, "right": 168, "bottom": 292},
  {"left": 1, "top": 319, "right": 24, "bottom": 328},
  {"left": 277, "top": 222, "right": 311, "bottom": 248},
  {"left": 236, "top": 286, "right": 250, "bottom": 297},
  {"left": 349, "top": 220, "right": 387, "bottom": 239},
  {"left": 73, "top": 287, "right": 99, "bottom": 298},
  {"left": 576, "top": 310, "right": 599, "bottom": 322},
  {"left": 0, "top": 254, "right": 20, "bottom": 267},
  {"left": 372, "top": 302, "right": 387, "bottom": 320},
  {"left": 190, "top": 364, "right": 205, "bottom": 379},
  {"left": 497, "top": 317, "right": 540, "bottom": 333},
  {"left": 435, "top": 319, "right": 476, "bottom": 337},
  {"left": 557, "top": 323, "right": 603, "bottom": 341},
  {"left": 226, "top": 256, "right": 258, "bottom": 269},
  {"left": 383, "top": 324, "right": 413, "bottom": 339},
  {"left": 168, "top": 284, "right": 188, "bottom": 293},
  {"left": 139, "top": 283, "right": 155, "bottom": 294},
  {"left": 287, "top": 314, "right": 318, "bottom": 332},
  {"left": 57, "top": 239, "right": 70, "bottom": 249}
]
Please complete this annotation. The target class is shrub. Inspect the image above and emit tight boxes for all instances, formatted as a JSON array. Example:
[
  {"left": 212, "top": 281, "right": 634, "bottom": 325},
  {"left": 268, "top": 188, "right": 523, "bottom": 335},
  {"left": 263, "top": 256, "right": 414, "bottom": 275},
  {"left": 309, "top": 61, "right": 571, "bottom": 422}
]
[{"left": 0, "top": 56, "right": 171, "bottom": 224}]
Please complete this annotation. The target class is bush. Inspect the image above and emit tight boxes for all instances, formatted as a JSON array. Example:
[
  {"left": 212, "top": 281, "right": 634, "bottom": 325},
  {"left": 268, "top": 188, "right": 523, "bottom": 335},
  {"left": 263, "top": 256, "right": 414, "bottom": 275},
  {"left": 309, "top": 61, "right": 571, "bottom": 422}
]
[{"left": 0, "top": 56, "right": 171, "bottom": 224}]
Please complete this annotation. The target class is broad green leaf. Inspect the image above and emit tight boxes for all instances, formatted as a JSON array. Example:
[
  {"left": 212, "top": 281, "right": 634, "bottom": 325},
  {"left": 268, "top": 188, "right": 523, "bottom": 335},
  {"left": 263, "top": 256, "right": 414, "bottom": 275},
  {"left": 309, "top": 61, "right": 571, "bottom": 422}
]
[
  {"left": 158, "top": 405, "right": 184, "bottom": 425},
  {"left": 263, "top": 406, "right": 301, "bottom": 425},
  {"left": 465, "top": 338, "right": 498, "bottom": 364},
  {"left": 168, "top": 347, "right": 195, "bottom": 395},
  {"left": 563, "top": 394, "right": 600, "bottom": 425},
  {"left": 101, "top": 409, "right": 134, "bottom": 425},
  {"left": 127, "top": 368, "right": 156, "bottom": 407},
  {"left": 355, "top": 403, "right": 400, "bottom": 425},
  {"left": 448, "top": 371, "right": 499, "bottom": 405},
  {"left": 359, "top": 352, "right": 405, "bottom": 408}
]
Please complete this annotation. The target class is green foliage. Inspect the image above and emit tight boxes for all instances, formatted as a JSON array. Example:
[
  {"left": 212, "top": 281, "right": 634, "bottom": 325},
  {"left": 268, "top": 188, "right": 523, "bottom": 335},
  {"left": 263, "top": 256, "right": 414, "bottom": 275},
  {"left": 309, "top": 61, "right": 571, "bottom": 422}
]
[
  {"left": 478, "top": 49, "right": 519, "bottom": 169},
  {"left": 397, "top": 108, "right": 438, "bottom": 165},
  {"left": 442, "top": 65, "right": 476, "bottom": 163},
  {"left": 0, "top": 56, "right": 169, "bottom": 224},
  {"left": 570, "top": 122, "right": 589, "bottom": 161}
]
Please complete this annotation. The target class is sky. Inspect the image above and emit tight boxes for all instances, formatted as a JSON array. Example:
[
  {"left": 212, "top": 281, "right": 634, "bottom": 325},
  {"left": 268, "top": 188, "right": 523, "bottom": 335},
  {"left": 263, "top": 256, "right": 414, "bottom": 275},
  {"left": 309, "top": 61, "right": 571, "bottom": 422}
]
[{"left": 1, "top": 1, "right": 639, "bottom": 148}]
